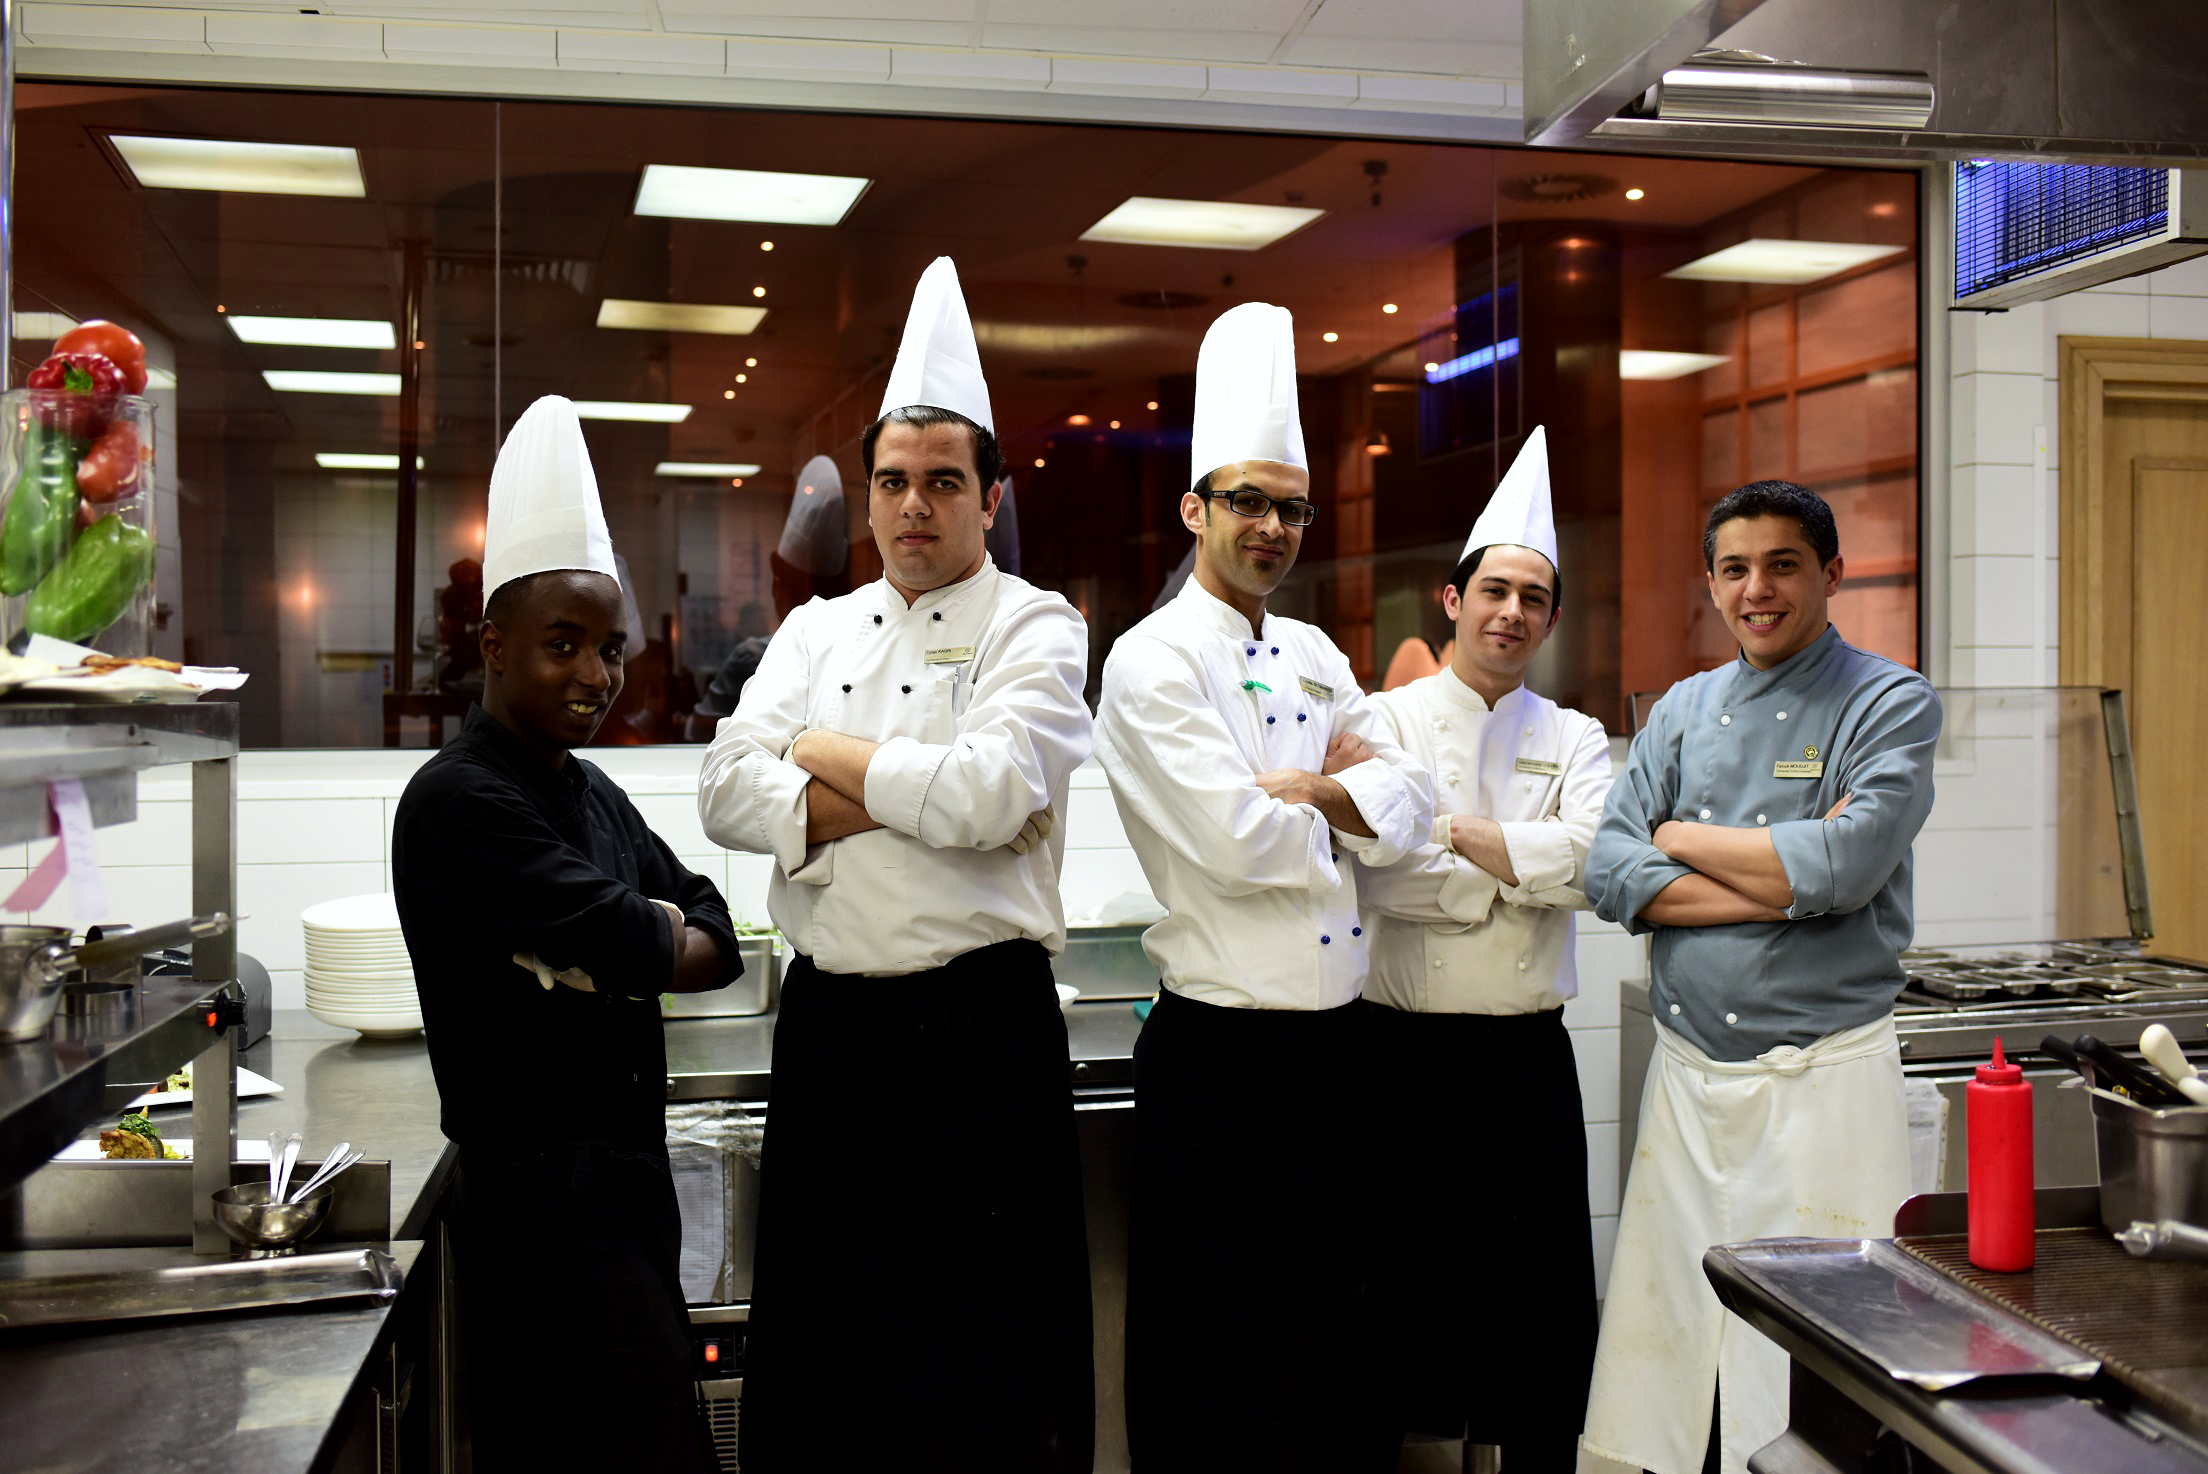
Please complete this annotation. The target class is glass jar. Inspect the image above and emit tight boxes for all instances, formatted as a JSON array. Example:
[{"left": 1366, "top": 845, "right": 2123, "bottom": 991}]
[{"left": 0, "top": 388, "right": 156, "bottom": 658}]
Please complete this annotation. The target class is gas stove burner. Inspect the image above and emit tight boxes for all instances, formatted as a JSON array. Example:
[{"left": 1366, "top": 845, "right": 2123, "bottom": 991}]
[{"left": 1901, "top": 944, "right": 2208, "bottom": 1011}]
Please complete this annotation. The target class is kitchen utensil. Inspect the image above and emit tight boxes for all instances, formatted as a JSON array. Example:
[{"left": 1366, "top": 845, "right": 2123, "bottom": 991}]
[
  {"left": 0, "top": 912, "right": 233, "bottom": 1042},
  {"left": 2076, "top": 1034, "right": 2190, "bottom": 1108},
  {"left": 2039, "top": 1033, "right": 2097, "bottom": 1087},
  {"left": 265, "top": 1134, "right": 282, "bottom": 1195},
  {"left": 2139, "top": 1024, "right": 2208, "bottom": 1105},
  {"left": 0, "top": 1247, "right": 401, "bottom": 1331},
  {"left": 2091, "top": 1085, "right": 2208, "bottom": 1235},
  {"left": 210, "top": 1181, "right": 333, "bottom": 1257},
  {"left": 270, "top": 1133, "right": 302, "bottom": 1203},
  {"left": 2114, "top": 1218, "right": 2208, "bottom": 1263},
  {"left": 287, "top": 1145, "right": 360, "bottom": 1205}
]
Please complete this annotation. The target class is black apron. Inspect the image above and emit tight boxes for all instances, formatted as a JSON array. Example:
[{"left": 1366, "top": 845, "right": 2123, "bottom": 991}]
[
  {"left": 453, "top": 1137, "right": 713, "bottom": 1473},
  {"left": 739, "top": 939, "right": 1094, "bottom": 1474},
  {"left": 1355, "top": 1001, "right": 1598, "bottom": 1474},
  {"left": 1126, "top": 986, "right": 1367, "bottom": 1474}
]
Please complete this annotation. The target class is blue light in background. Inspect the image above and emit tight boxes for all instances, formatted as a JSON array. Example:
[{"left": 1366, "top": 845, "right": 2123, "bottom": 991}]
[
  {"left": 1954, "top": 160, "right": 2169, "bottom": 301},
  {"left": 1425, "top": 336, "right": 1520, "bottom": 384}
]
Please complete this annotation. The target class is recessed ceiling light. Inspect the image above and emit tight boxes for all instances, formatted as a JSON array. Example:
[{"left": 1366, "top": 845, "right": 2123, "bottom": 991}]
[
  {"left": 1625, "top": 188, "right": 1645, "bottom": 201},
  {"left": 230, "top": 315, "right": 396, "bottom": 350},
  {"left": 723, "top": 389, "right": 735, "bottom": 400},
  {"left": 1618, "top": 350, "right": 1731, "bottom": 380},
  {"left": 574, "top": 401, "right": 693, "bottom": 423},
  {"left": 1146, "top": 400, "right": 1159, "bottom": 411},
  {"left": 760, "top": 241, "right": 774, "bottom": 251},
  {"left": 1080, "top": 196, "right": 1324, "bottom": 251},
  {"left": 655, "top": 461, "right": 763, "bottom": 477},
  {"left": 110, "top": 135, "right": 365, "bottom": 197},
  {"left": 634, "top": 163, "right": 870, "bottom": 226},
  {"left": 1109, "top": 420, "right": 1121, "bottom": 429},
  {"left": 752, "top": 286, "right": 766, "bottom": 299},
  {"left": 1666, "top": 238, "right": 1904, "bottom": 284},
  {"left": 263, "top": 369, "right": 400, "bottom": 395},
  {"left": 596, "top": 299, "right": 766, "bottom": 336},
  {"left": 1424, "top": 361, "right": 1441, "bottom": 373},
  {"left": 1067, "top": 413, "right": 1091, "bottom": 426},
  {"left": 14, "top": 311, "right": 75, "bottom": 340},
  {"left": 315, "top": 452, "right": 424, "bottom": 470},
  {"left": 735, "top": 374, "right": 748, "bottom": 384},
  {"left": 1033, "top": 458, "right": 1046, "bottom": 468},
  {"left": 744, "top": 357, "right": 758, "bottom": 368},
  {"left": 1382, "top": 303, "right": 1399, "bottom": 314},
  {"left": 1322, "top": 331, "right": 1340, "bottom": 343}
]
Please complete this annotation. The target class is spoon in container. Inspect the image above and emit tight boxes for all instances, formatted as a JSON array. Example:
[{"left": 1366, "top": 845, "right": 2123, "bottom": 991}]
[
  {"left": 270, "top": 1133, "right": 303, "bottom": 1203},
  {"left": 286, "top": 1144, "right": 361, "bottom": 1205},
  {"left": 2139, "top": 1024, "right": 2208, "bottom": 1105}
]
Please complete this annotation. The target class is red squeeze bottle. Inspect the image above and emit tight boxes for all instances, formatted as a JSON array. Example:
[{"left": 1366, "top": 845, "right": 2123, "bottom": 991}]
[{"left": 1967, "top": 1036, "right": 2035, "bottom": 1272}]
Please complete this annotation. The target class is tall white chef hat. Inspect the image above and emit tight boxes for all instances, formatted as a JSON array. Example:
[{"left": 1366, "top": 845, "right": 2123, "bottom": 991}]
[
  {"left": 1190, "top": 302, "right": 1306, "bottom": 491},
  {"left": 879, "top": 256, "right": 993, "bottom": 432},
  {"left": 483, "top": 395, "right": 618, "bottom": 605},
  {"left": 1460, "top": 424, "right": 1559, "bottom": 574},
  {"left": 777, "top": 454, "right": 848, "bottom": 576}
]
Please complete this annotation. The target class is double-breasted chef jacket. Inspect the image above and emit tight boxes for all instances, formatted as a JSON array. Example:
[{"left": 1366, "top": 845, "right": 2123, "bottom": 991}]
[
  {"left": 1580, "top": 624, "right": 1941, "bottom": 1474},
  {"left": 698, "top": 554, "right": 1097, "bottom": 1474},
  {"left": 1350, "top": 670, "right": 1612, "bottom": 1474},
  {"left": 1096, "top": 574, "right": 1429, "bottom": 1474}
]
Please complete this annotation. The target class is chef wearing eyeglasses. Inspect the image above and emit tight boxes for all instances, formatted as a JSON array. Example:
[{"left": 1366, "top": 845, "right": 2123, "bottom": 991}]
[{"left": 1096, "top": 302, "right": 1429, "bottom": 1474}]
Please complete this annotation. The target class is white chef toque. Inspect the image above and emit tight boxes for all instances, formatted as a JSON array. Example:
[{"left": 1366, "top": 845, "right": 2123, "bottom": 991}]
[
  {"left": 483, "top": 395, "right": 618, "bottom": 605},
  {"left": 879, "top": 256, "right": 993, "bottom": 431},
  {"left": 1460, "top": 424, "right": 1559, "bottom": 574},
  {"left": 777, "top": 454, "right": 848, "bottom": 576},
  {"left": 1190, "top": 302, "right": 1307, "bottom": 490}
]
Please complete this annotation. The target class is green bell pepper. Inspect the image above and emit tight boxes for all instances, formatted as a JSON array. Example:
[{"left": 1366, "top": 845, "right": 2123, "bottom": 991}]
[
  {"left": 25, "top": 512, "right": 154, "bottom": 645},
  {"left": 0, "top": 422, "right": 83, "bottom": 597}
]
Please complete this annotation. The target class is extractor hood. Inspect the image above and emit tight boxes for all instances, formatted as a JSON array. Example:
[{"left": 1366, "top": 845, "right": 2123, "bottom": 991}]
[{"left": 1524, "top": 0, "right": 2208, "bottom": 164}]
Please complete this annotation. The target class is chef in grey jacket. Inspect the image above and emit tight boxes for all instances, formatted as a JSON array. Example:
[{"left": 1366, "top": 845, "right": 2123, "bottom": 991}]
[{"left": 1578, "top": 480, "right": 1942, "bottom": 1474}]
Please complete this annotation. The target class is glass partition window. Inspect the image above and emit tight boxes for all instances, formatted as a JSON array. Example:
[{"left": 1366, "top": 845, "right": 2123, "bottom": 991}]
[{"left": 12, "top": 84, "right": 1919, "bottom": 746}]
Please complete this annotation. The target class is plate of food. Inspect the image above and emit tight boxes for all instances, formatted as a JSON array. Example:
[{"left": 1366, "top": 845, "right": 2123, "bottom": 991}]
[
  {"left": 54, "top": 1119, "right": 276, "bottom": 1161},
  {"left": 125, "top": 1062, "right": 283, "bottom": 1110}
]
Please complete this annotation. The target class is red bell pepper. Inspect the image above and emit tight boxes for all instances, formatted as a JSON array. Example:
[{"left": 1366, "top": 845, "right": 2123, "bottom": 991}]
[{"left": 25, "top": 352, "right": 124, "bottom": 442}]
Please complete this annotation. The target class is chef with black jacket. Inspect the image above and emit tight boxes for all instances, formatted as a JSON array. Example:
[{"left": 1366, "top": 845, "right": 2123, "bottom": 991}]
[{"left": 393, "top": 395, "right": 742, "bottom": 1473}]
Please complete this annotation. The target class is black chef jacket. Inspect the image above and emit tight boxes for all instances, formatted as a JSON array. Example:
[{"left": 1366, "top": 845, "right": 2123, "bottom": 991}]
[{"left": 392, "top": 705, "right": 741, "bottom": 1145}]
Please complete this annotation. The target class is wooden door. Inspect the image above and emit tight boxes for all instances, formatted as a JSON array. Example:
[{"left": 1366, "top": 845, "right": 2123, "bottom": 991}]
[{"left": 2061, "top": 338, "right": 2208, "bottom": 958}]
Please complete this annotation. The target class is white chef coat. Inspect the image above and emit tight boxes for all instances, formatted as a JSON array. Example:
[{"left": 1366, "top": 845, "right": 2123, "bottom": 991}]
[
  {"left": 697, "top": 557, "right": 1091, "bottom": 976},
  {"left": 1358, "top": 672, "right": 1612, "bottom": 1014},
  {"left": 1580, "top": 1014, "right": 1910, "bottom": 1474},
  {"left": 1095, "top": 577, "right": 1429, "bottom": 1010}
]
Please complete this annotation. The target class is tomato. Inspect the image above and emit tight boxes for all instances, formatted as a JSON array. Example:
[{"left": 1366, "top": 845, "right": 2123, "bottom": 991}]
[
  {"left": 77, "top": 420, "right": 140, "bottom": 502},
  {"left": 54, "top": 320, "right": 147, "bottom": 395}
]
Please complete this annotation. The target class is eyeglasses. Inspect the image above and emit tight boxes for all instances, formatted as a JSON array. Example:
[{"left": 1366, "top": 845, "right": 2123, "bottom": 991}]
[{"left": 1198, "top": 489, "right": 1319, "bottom": 528}]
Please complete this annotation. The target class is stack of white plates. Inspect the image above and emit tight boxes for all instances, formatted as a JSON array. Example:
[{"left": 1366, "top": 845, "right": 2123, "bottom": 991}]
[{"left": 302, "top": 893, "right": 422, "bottom": 1039}]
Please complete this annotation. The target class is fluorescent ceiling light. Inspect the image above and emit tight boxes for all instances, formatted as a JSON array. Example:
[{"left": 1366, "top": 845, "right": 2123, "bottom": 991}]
[
  {"left": 263, "top": 369, "right": 400, "bottom": 395},
  {"left": 656, "top": 462, "right": 763, "bottom": 478},
  {"left": 14, "top": 311, "right": 76, "bottom": 340},
  {"left": 1080, "top": 196, "right": 1324, "bottom": 251},
  {"left": 316, "top": 453, "right": 424, "bottom": 470},
  {"left": 230, "top": 315, "right": 396, "bottom": 350},
  {"left": 1426, "top": 338, "right": 1520, "bottom": 384},
  {"left": 1619, "top": 350, "right": 1731, "bottom": 380},
  {"left": 1666, "top": 238, "right": 1903, "bottom": 284},
  {"left": 573, "top": 401, "right": 693, "bottom": 423},
  {"left": 110, "top": 135, "right": 365, "bottom": 197},
  {"left": 597, "top": 299, "right": 767, "bottom": 336},
  {"left": 973, "top": 322, "right": 1153, "bottom": 354},
  {"left": 634, "top": 164, "right": 869, "bottom": 226}
]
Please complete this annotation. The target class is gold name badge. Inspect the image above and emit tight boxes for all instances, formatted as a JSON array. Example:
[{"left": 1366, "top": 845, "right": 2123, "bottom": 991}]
[
  {"left": 924, "top": 646, "right": 976, "bottom": 665},
  {"left": 1514, "top": 757, "right": 1563, "bottom": 777},
  {"left": 1298, "top": 676, "right": 1335, "bottom": 701},
  {"left": 1774, "top": 761, "right": 1825, "bottom": 779}
]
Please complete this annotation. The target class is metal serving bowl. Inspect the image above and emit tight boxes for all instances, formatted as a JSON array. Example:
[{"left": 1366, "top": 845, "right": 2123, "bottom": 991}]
[{"left": 211, "top": 1182, "right": 334, "bottom": 1257}]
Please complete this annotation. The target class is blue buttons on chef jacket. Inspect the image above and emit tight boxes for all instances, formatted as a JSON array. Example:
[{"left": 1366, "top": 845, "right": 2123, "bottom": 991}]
[
  {"left": 1352, "top": 926, "right": 1362, "bottom": 937},
  {"left": 1270, "top": 646, "right": 1279, "bottom": 655},
  {"left": 873, "top": 614, "right": 882, "bottom": 624},
  {"left": 1320, "top": 935, "right": 1331, "bottom": 944},
  {"left": 1247, "top": 646, "right": 1256, "bottom": 656},
  {"left": 932, "top": 611, "right": 943, "bottom": 621},
  {"left": 1296, "top": 712, "right": 1307, "bottom": 722},
  {"left": 1266, "top": 716, "right": 1275, "bottom": 724}
]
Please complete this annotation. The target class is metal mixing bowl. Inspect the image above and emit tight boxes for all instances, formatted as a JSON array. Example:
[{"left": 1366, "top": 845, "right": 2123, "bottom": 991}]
[{"left": 211, "top": 1182, "right": 334, "bottom": 1257}]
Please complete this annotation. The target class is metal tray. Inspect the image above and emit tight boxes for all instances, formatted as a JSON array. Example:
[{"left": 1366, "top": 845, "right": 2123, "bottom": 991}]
[
  {"left": 0, "top": 1246, "right": 402, "bottom": 1332},
  {"left": 1709, "top": 1237, "right": 2100, "bottom": 1390}
]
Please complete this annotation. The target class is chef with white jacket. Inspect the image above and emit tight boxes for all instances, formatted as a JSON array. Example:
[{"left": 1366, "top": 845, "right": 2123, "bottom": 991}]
[
  {"left": 1353, "top": 427, "right": 1611, "bottom": 1474},
  {"left": 697, "top": 257, "right": 1096, "bottom": 1474},
  {"left": 1096, "top": 301, "right": 1429, "bottom": 1474}
]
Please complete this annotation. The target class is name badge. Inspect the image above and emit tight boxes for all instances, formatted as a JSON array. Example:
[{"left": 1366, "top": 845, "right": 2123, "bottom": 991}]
[
  {"left": 924, "top": 646, "right": 976, "bottom": 665},
  {"left": 1514, "top": 757, "right": 1563, "bottom": 777},
  {"left": 1775, "top": 743, "right": 1824, "bottom": 779},
  {"left": 1298, "top": 676, "right": 1335, "bottom": 701}
]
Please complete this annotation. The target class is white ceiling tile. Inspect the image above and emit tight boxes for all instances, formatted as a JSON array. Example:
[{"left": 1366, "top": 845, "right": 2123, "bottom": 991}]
[
  {"left": 889, "top": 49, "right": 1052, "bottom": 91},
  {"left": 1203, "top": 65, "right": 1357, "bottom": 108},
  {"left": 990, "top": 0, "right": 1305, "bottom": 28},
  {"left": 22, "top": 3, "right": 208, "bottom": 50},
  {"left": 980, "top": 25, "right": 1278, "bottom": 64},
  {"left": 1351, "top": 74, "right": 1511, "bottom": 115},
  {"left": 723, "top": 37, "right": 890, "bottom": 82},
  {"left": 382, "top": 22, "right": 559, "bottom": 65},
  {"left": 1281, "top": 35, "right": 1517, "bottom": 76},
  {"left": 205, "top": 13, "right": 385, "bottom": 60},
  {"left": 661, "top": 13, "right": 969, "bottom": 45},
  {"left": 324, "top": 1, "right": 650, "bottom": 17},
  {"left": 1301, "top": 0, "right": 1518, "bottom": 45},
  {"left": 1047, "top": 57, "right": 1208, "bottom": 99},
  {"left": 558, "top": 31, "right": 726, "bottom": 74}
]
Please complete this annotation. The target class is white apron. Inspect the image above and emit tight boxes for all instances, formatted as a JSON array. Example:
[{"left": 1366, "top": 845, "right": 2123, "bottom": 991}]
[{"left": 1578, "top": 1013, "right": 1911, "bottom": 1474}]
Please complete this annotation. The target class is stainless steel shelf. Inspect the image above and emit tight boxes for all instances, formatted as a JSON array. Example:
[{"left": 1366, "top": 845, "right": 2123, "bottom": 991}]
[{"left": 0, "top": 703, "right": 238, "bottom": 846}]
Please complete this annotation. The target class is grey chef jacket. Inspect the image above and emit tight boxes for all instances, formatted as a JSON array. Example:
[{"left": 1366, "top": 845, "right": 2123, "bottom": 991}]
[{"left": 1586, "top": 625, "right": 1941, "bottom": 1060}]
